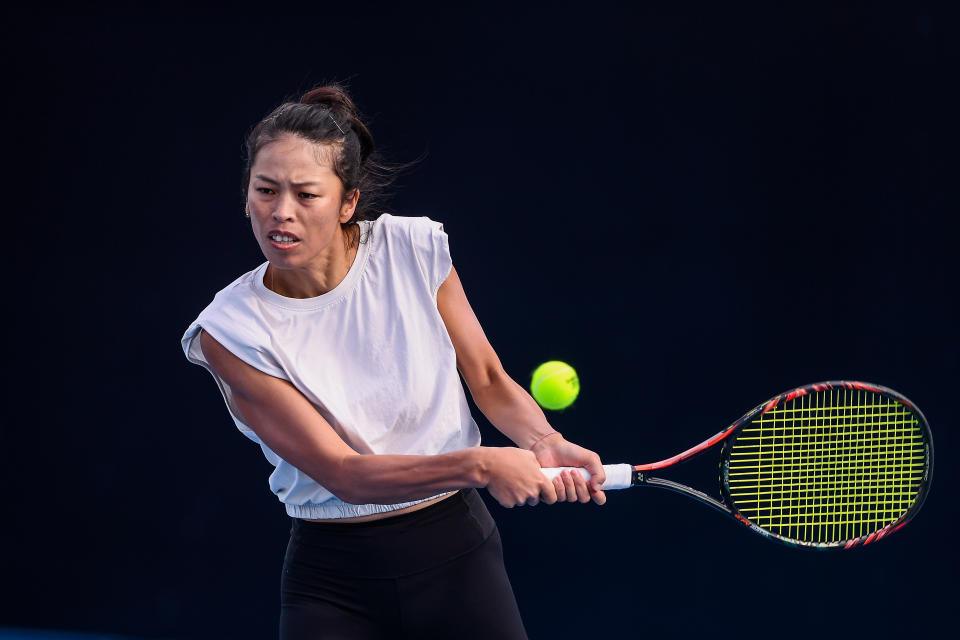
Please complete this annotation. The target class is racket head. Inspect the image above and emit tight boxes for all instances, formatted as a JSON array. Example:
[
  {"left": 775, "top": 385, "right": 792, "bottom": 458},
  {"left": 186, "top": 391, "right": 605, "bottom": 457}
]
[{"left": 718, "top": 381, "right": 932, "bottom": 549}]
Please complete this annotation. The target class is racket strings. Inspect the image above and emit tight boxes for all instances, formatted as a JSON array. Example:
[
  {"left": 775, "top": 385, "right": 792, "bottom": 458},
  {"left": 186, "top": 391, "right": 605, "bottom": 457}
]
[{"left": 725, "top": 388, "right": 926, "bottom": 544}]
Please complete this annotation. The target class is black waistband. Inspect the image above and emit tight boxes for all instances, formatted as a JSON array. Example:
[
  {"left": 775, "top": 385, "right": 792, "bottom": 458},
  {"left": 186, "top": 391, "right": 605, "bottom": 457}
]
[{"left": 285, "top": 489, "right": 496, "bottom": 578}]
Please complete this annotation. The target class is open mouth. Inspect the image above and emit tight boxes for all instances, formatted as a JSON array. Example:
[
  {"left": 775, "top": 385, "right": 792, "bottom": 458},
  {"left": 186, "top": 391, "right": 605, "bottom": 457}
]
[{"left": 267, "top": 232, "right": 302, "bottom": 250}]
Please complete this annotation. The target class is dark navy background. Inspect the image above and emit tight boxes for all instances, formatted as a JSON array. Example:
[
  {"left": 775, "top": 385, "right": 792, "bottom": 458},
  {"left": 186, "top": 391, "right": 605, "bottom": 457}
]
[{"left": 3, "top": 4, "right": 955, "bottom": 639}]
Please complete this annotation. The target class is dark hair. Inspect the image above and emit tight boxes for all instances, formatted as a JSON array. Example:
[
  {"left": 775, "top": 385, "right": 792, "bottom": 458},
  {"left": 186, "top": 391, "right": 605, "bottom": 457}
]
[{"left": 243, "top": 84, "right": 413, "bottom": 243}]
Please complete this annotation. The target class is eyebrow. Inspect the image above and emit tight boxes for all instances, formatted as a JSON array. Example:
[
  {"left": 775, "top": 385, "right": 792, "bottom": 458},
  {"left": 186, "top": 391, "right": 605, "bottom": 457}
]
[{"left": 255, "top": 174, "right": 322, "bottom": 188}]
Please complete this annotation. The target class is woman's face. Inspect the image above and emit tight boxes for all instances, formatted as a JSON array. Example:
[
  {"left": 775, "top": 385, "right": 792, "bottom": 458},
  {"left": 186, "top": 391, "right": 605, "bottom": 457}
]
[{"left": 246, "top": 133, "right": 357, "bottom": 271}]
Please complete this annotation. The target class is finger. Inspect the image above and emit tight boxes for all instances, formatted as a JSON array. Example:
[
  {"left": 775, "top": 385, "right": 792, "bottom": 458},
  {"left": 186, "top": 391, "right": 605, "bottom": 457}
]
[
  {"left": 552, "top": 475, "right": 566, "bottom": 502},
  {"left": 590, "top": 488, "right": 607, "bottom": 506},
  {"left": 584, "top": 456, "right": 607, "bottom": 490},
  {"left": 572, "top": 471, "right": 591, "bottom": 503},
  {"left": 560, "top": 470, "right": 578, "bottom": 503},
  {"left": 526, "top": 496, "right": 539, "bottom": 506},
  {"left": 540, "top": 477, "right": 558, "bottom": 505}
]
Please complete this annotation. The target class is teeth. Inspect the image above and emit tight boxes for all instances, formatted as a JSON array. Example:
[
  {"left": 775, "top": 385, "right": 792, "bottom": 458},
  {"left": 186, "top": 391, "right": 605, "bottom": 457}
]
[{"left": 270, "top": 234, "right": 297, "bottom": 243}]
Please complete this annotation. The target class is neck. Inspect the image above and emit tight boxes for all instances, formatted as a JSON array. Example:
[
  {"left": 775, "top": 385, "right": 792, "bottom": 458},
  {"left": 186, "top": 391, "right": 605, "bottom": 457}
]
[{"left": 267, "top": 225, "right": 359, "bottom": 298}]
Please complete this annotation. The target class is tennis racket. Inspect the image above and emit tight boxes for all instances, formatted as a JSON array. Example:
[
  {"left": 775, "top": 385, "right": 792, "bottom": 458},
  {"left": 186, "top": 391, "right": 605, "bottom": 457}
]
[{"left": 542, "top": 381, "right": 933, "bottom": 549}]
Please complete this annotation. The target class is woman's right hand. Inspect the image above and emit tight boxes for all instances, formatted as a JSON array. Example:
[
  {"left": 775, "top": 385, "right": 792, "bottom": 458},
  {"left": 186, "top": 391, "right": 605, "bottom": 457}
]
[{"left": 481, "top": 447, "right": 559, "bottom": 508}]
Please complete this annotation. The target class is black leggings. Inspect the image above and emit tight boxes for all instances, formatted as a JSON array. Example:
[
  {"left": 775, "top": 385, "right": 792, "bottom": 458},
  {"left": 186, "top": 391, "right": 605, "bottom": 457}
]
[{"left": 279, "top": 489, "right": 528, "bottom": 639}]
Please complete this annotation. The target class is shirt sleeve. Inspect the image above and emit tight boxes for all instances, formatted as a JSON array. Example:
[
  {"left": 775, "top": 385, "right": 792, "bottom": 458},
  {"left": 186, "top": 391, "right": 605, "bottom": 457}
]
[
  {"left": 181, "top": 289, "right": 287, "bottom": 381},
  {"left": 181, "top": 296, "right": 288, "bottom": 437},
  {"left": 408, "top": 216, "right": 453, "bottom": 296}
]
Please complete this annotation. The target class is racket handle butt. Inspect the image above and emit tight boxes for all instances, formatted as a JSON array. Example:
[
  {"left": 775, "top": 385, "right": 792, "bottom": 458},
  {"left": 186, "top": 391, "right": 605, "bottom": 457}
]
[{"left": 540, "top": 463, "right": 633, "bottom": 490}]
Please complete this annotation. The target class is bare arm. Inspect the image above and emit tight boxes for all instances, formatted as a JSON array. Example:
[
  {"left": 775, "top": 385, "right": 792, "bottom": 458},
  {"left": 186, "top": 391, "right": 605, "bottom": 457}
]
[
  {"left": 198, "top": 330, "right": 552, "bottom": 507},
  {"left": 437, "top": 266, "right": 607, "bottom": 503},
  {"left": 435, "top": 266, "right": 554, "bottom": 449}
]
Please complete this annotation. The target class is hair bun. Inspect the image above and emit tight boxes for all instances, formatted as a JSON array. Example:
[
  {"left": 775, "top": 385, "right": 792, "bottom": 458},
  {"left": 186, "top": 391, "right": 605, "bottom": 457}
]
[
  {"left": 244, "top": 83, "right": 407, "bottom": 227},
  {"left": 299, "top": 85, "right": 376, "bottom": 160},
  {"left": 299, "top": 86, "right": 358, "bottom": 118}
]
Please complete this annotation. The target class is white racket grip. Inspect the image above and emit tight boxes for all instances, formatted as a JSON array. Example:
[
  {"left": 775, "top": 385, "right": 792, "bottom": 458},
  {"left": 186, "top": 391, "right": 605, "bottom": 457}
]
[{"left": 540, "top": 463, "right": 633, "bottom": 490}]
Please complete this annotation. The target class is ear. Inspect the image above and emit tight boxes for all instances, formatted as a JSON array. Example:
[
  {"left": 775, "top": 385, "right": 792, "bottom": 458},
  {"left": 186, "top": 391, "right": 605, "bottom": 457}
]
[{"left": 340, "top": 188, "right": 360, "bottom": 222}]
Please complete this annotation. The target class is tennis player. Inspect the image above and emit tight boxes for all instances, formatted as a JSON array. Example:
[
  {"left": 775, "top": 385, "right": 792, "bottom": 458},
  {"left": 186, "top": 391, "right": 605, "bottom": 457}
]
[{"left": 181, "top": 85, "right": 606, "bottom": 639}]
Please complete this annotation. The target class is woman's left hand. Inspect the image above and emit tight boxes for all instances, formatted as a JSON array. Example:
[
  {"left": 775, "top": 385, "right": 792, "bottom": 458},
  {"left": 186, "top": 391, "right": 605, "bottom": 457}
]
[{"left": 531, "top": 435, "right": 607, "bottom": 505}]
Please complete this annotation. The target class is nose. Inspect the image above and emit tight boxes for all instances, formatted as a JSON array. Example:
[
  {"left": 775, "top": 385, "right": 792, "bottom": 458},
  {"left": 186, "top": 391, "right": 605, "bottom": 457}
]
[{"left": 272, "top": 194, "right": 296, "bottom": 222}]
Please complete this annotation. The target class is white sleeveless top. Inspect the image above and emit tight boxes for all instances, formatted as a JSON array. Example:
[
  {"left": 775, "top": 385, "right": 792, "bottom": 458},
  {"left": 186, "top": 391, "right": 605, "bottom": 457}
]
[{"left": 181, "top": 214, "right": 481, "bottom": 519}]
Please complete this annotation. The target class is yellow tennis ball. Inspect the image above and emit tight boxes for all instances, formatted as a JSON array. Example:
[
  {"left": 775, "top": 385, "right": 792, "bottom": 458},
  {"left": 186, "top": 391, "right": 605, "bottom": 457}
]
[{"left": 530, "top": 361, "right": 580, "bottom": 410}]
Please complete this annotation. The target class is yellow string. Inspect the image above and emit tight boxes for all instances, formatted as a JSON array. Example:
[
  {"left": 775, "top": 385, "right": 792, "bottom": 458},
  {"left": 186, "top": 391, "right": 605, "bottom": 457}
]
[{"left": 726, "top": 388, "right": 925, "bottom": 542}]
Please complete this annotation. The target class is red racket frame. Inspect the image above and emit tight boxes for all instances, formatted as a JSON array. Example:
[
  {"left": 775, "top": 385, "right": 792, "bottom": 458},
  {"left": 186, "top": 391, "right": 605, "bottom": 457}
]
[{"left": 626, "top": 380, "right": 933, "bottom": 549}]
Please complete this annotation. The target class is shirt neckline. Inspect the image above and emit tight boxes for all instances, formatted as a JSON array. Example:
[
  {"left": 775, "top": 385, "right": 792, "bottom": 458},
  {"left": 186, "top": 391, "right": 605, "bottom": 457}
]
[{"left": 251, "top": 220, "right": 374, "bottom": 310}]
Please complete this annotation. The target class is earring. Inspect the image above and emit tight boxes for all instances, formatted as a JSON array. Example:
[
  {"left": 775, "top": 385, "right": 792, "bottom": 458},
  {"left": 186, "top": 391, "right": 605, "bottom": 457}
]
[{"left": 244, "top": 209, "right": 250, "bottom": 219}]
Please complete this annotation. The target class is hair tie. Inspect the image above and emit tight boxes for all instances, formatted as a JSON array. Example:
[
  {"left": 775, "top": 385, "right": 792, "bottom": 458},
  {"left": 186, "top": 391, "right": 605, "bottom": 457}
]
[{"left": 529, "top": 431, "right": 560, "bottom": 450}]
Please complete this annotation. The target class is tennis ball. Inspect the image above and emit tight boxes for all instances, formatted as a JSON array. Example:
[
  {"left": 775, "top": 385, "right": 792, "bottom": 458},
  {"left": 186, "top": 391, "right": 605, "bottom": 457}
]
[{"left": 530, "top": 361, "right": 580, "bottom": 410}]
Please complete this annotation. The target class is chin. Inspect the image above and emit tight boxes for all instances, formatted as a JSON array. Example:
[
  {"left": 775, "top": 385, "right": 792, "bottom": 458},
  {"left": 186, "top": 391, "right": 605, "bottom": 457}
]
[{"left": 267, "top": 255, "right": 300, "bottom": 269}]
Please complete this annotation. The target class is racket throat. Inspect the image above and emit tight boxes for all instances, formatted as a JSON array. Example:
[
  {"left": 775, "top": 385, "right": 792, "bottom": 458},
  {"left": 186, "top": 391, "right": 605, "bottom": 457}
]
[{"left": 632, "top": 472, "right": 730, "bottom": 515}]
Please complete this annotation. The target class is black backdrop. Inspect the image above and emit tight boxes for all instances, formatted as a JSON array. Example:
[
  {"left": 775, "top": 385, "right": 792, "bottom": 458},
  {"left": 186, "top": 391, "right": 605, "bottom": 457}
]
[{"left": 3, "top": 3, "right": 956, "bottom": 639}]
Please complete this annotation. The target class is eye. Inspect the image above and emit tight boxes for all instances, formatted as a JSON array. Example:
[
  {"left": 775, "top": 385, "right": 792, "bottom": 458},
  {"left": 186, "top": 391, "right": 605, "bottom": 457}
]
[
  {"left": 298, "top": 192, "right": 318, "bottom": 199},
  {"left": 256, "top": 187, "right": 276, "bottom": 195}
]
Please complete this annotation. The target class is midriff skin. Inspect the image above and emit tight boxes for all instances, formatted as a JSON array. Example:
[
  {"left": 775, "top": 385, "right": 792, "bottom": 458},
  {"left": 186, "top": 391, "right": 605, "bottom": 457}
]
[{"left": 302, "top": 491, "right": 458, "bottom": 523}]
